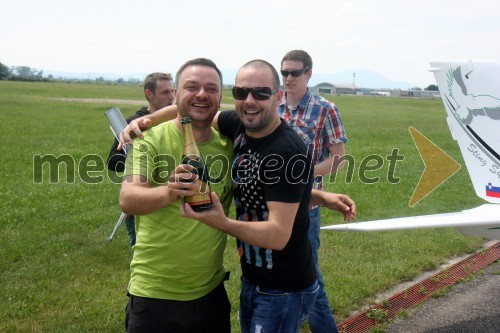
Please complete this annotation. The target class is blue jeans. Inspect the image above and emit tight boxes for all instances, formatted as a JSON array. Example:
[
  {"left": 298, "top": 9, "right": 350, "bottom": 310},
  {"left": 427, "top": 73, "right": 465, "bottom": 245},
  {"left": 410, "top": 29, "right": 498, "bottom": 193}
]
[
  {"left": 307, "top": 207, "right": 339, "bottom": 333},
  {"left": 239, "top": 277, "right": 319, "bottom": 333}
]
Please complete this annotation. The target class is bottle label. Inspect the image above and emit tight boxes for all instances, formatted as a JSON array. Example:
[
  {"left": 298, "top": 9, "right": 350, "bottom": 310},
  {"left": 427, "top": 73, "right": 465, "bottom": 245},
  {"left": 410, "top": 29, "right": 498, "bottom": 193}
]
[
  {"left": 181, "top": 154, "right": 212, "bottom": 209},
  {"left": 183, "top": 178, "right": 212, "bottom": 204}
]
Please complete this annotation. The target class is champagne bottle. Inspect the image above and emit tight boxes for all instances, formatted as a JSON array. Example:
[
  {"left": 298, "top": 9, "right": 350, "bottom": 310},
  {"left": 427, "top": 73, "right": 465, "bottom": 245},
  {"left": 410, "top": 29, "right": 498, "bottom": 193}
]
[{"left": 180, "top": 117, "right": 213, "bottom": 211}]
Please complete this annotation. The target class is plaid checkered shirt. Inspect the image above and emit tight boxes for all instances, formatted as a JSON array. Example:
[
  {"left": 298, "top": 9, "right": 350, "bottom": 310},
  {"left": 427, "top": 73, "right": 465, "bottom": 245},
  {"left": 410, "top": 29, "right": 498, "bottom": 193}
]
[{"left": 278, "top": 89, "right": 347, "bottom": 190}]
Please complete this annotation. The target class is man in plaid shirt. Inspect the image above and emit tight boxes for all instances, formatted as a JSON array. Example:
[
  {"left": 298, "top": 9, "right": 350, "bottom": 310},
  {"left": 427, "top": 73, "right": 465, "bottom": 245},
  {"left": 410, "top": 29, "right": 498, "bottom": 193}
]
[{"left": 278, "top": 50, "right": 348, "bottom": 333}]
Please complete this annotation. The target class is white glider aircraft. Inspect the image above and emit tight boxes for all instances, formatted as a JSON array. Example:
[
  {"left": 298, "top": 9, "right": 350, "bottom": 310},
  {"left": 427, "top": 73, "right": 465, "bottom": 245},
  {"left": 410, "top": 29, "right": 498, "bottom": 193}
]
[{"left": 322, "top": 59, "right": 500, "bottom": 240}]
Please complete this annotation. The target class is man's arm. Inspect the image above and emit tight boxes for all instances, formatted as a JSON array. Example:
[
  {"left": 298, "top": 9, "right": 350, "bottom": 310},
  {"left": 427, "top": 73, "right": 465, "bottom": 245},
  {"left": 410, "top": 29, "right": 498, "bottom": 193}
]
[
  {"left": 119, "top": 105, "right": 178, "bottom": 148},
  {"left": 310, "top": 189, "right": 356, "bottom": 221},
  {"left": 119, "top": 105, "right": 222, "bottom": 148},
  {"left": 313, "top": 142, "right": 345, "bottom": 176},
  {"left": 314, "top": 101, "right": 348, "bottom": 176},
  {"left": 120, "top": 165, "right": 199, "bottom": 215},
  {"left": 181, "top": 192, "right": 298, "bottom": 250}
]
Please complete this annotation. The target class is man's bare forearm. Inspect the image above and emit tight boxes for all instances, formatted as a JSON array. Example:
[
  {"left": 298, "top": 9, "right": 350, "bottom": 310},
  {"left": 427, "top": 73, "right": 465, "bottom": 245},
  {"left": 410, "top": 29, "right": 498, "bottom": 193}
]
[
  {"left": 119, "top": 176, "right": 170, "bottom": 215},
  {"left": 147, "top": 104, "right": 178, "bottom": 126}
]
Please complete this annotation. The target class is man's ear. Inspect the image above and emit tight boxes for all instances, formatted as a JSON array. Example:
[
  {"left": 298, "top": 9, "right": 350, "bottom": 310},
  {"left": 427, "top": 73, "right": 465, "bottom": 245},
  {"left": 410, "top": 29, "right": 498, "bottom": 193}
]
[
  {"left": 217, "top": 92, "right": 222, "bottom": 110},
  {"left": 306, "top": 68, "right": 313, "bottom": 82},
  {"left": 144, "top": 89, "right": 153, "bottom": 101}
]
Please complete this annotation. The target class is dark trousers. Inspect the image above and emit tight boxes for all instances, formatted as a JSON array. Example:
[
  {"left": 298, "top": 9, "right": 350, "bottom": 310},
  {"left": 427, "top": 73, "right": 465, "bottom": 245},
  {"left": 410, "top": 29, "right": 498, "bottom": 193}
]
[
  {"left": 125, "top": 281, "right": 230, "bottom": 333},
  {"left": 125, "top": 215, "right": 136, "bottom": 251}
]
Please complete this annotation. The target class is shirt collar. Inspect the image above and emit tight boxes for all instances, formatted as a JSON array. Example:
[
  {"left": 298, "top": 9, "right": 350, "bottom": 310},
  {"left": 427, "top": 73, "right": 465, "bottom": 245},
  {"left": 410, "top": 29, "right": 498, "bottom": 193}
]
[{"left": 282, "top": 89, "right": 311, "bottom": 110}]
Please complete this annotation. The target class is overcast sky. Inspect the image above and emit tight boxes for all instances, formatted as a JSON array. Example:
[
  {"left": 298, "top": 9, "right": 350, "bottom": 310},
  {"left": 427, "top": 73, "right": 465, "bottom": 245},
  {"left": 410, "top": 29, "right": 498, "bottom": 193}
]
[{"left": 2, "top": 0, "right": 500, "bottom": 88}]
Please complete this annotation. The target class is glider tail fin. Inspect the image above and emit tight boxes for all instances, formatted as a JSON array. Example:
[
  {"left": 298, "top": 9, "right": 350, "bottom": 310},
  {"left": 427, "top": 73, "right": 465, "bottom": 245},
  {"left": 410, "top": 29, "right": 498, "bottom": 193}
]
[{"left": 430, "top": 59, "right": 500, "bottom": 204}]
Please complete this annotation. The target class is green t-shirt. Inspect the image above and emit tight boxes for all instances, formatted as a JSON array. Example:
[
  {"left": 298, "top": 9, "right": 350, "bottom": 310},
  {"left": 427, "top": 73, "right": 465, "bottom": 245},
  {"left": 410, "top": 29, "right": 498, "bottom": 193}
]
[{"left": 124, "top": 120, "right": 233, "bottom": 301}]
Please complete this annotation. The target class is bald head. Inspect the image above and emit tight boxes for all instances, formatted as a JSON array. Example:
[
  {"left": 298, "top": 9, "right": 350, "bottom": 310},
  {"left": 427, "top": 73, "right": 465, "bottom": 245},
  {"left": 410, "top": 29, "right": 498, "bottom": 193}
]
[{"left": 236, "top": 59, "right": 280, "bottom": 89}]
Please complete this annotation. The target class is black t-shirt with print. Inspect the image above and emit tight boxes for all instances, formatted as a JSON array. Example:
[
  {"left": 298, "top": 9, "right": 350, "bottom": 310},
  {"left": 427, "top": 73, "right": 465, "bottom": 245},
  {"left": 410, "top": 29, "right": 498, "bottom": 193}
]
[{"left": 218, "top": 110, "right": 316, "bottom": 291}]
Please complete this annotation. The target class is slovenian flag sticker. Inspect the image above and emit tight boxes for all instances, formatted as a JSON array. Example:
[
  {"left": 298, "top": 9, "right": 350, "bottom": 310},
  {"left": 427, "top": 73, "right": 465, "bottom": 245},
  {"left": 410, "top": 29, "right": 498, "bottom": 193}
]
[{"left": 486, "top": 183, "right": 500, "bottom": 198}]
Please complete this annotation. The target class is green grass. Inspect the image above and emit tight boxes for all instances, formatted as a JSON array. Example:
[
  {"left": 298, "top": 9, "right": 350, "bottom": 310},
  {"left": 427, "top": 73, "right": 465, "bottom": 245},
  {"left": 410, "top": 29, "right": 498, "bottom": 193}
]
[{"left": 0, "top": 81, "right": 485, "bottom": 332}]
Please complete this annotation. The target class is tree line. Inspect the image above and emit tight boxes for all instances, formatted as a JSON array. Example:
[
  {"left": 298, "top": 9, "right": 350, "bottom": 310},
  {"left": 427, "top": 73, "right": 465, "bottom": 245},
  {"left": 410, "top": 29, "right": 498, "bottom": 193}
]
[
  {"left": 0, "top": 61, "right": 141, "bottom": 85},
  {"left": 0, "top": 62, "right": 48, "bottom": 81},
  {"left": 0, "top": 61, "right": 438, "bottom": 90}
]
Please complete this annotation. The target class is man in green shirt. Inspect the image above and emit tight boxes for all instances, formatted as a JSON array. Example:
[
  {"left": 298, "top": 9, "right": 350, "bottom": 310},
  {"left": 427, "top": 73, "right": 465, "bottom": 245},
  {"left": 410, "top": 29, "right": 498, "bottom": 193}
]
[{"left": 120, "top": 58, "right": 233, "bottom": 333}]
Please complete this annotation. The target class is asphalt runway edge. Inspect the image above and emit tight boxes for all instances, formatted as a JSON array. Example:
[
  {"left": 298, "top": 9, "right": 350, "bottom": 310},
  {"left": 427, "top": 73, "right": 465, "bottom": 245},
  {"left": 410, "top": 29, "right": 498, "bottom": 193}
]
[{"left": 337, "top": 241, "right": 500, "bottom": 333}]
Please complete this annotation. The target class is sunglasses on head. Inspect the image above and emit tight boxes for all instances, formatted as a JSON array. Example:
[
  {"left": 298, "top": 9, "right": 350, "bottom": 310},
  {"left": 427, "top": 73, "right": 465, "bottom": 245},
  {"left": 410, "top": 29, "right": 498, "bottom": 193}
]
[
  {"left": 232, "top": 86, "right": 278, "bottom": 101},
  {"left": 280, "top": 66, "right": 310, "bottom": 77}
]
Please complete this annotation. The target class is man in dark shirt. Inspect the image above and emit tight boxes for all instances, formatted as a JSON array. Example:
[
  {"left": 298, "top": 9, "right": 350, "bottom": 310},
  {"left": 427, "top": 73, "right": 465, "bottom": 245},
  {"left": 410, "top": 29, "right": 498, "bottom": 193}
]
[
  {"left": 107, "top": 72, "right": 174, "bottom": 248},
  {"left": 182, "top": 60, "right": 321, "bottom": 333}
]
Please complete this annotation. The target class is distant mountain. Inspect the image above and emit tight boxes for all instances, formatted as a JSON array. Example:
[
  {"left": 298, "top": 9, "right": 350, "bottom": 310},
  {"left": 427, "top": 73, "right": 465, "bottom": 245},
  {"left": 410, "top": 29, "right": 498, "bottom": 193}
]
[
  {"left": 44, "top": 68, "right": 417, "bottom": 90},
  {"left": 219, "top": 68, "right": 417, "bottom": 90},
  {"left": 309, "top": 69, "right": 418, "bottom": 90}
]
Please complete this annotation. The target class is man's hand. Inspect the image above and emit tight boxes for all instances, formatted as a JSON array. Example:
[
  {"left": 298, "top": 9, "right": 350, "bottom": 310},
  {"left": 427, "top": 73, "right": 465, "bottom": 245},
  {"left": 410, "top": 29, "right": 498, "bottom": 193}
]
[
  {"left": 119, "top": 164, "right": 199, "bottom": 216},
  {"left": 180, "top": 192, "right": 229, "bottom": 232},
  {"left": 166, "top": 164, "right": 201, "bottom": 203},
  {"left": 118, "top": 117, "right": 153, "bottom": 150},
  {"left": 320, "top": 193, "right": 356, "bottom": 221}
]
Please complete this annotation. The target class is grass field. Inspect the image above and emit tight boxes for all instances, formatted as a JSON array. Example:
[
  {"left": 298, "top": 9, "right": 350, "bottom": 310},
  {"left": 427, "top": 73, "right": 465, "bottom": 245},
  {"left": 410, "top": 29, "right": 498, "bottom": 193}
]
[{"left": 0, "top": 80, "right": 486, "bottom": 332}]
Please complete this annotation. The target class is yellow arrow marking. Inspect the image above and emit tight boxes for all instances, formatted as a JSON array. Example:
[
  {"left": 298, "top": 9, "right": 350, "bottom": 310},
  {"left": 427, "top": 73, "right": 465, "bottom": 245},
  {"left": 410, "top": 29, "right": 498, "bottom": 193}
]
[{"left": 409, "top": 127, "right": 461, "bottom": 207}]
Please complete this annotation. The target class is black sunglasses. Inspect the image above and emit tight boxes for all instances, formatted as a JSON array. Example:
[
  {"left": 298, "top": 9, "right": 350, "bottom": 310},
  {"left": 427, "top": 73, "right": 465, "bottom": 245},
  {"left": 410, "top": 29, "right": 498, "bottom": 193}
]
[
  {"left": 280, "top": 66, "right": 311, "bottom": 77},
  {"left": 232, "top": 86, "right": 278, "bottom": 101}
]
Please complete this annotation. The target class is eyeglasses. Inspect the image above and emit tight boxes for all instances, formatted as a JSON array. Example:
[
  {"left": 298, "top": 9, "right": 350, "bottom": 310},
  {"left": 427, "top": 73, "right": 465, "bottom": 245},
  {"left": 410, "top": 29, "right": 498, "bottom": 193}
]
[
  {"left": 280, "top": 67, "right": 310, "bottom": 77},
  {"left": 232, "top": 86, "right": 278, "bottom": 101}
]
